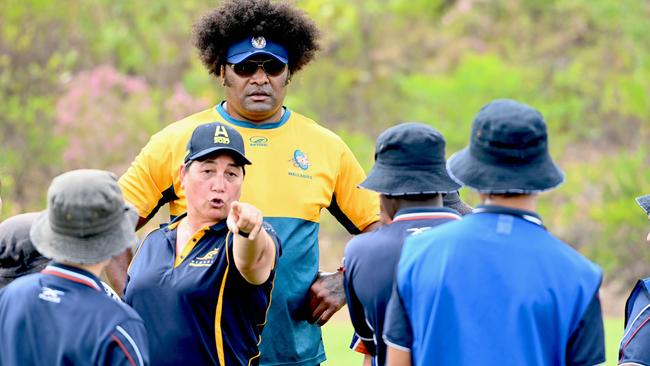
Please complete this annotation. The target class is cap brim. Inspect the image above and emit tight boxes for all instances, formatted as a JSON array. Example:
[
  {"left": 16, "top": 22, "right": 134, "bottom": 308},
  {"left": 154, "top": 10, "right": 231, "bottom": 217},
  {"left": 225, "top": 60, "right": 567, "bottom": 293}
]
[
  {"left": 635, "top": 194, "right": 650, "bottom": 215},
  {"left": 359, "top": 164, "right": 461, "bottom": 195},
  {"left": 446, "top": 147, "right": 565, "bottom": 194},
  {"left": 185, "top": 146, "right": 252, "bottom": 166},
  {"left": 30, "top": 204, "right": 139, "bottom": 264},
  {"left": 227, "top": 50, "right": 288, "bottom": 65}
]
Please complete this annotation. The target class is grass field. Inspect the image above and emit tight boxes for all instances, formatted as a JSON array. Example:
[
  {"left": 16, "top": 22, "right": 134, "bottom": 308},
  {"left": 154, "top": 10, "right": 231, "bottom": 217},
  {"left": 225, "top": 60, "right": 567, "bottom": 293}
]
[{"left": 321, "top": 317, "right": 625, "bottom": 365}]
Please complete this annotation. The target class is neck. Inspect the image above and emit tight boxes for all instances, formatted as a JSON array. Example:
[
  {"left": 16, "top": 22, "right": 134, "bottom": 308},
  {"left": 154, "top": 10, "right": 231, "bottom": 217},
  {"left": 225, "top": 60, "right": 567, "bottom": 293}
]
[
  {"left": 481, "top": 194, "right": 537, "bottom": 212},
  {"left": 223, "top": 102, "right": 283, "bottom": 124},
  {"left": 60, "top": 261, "right": 106, "bottom": 277}
]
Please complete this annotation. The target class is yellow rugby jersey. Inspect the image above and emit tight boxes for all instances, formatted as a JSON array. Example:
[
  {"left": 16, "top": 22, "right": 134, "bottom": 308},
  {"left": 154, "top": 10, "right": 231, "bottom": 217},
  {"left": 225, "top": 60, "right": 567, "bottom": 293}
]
[{"left": 119, "top": 102, "right": 379, "bottom": 365}]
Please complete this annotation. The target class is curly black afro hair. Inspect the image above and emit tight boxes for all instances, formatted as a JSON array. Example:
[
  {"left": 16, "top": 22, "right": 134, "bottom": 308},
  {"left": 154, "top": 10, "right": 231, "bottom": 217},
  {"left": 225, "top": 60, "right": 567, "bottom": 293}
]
[{"left": 193, "top": 0, "right": 320, "bottom": 76}]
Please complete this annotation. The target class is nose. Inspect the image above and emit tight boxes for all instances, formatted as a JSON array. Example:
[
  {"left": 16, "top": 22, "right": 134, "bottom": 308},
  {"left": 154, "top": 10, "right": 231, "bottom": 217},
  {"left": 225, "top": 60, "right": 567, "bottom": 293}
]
[
  {"left": 249, "top": 66, "right": 270, "bottom": 84},
  {"left": 210, "top": 174, "right": 226, "bottom": 192}
]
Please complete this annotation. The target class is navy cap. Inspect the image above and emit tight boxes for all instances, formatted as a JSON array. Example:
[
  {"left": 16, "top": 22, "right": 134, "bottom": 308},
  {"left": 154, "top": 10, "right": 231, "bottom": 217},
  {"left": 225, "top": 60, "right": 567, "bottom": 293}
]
[
  {"left": 447, "top": 99, "right": 565, "bottom": 193},
  {"left": 184, "top": 122, "right": 252, "bottom": 165},
  {"left": 360, "top": 122, "right": 461, "bottom": 196},
  {"left": 226, "top": 36, "right": 289, "bottom": 64}
]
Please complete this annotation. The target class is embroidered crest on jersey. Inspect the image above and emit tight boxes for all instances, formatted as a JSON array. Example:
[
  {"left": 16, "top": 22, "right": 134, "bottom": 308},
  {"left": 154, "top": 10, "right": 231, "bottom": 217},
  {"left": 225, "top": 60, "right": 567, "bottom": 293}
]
[
  {"left": 190, "top": 247, "right": 220, "bottom": 267},
  {"left": 290, "top": 150, "right": 311, "bottom": 171},
  {"left": 251, "top": 36, "right": 267, "bottom": 49},
  {"left": 214, "top": 125, "right": 230, "bottom": 144}
]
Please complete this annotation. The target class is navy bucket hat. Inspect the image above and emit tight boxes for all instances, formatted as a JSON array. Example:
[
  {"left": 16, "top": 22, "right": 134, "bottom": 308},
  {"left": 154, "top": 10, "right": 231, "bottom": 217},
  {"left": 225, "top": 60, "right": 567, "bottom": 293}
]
[
  {"left": 360, "top": 122, "right": 461, "bottom": 196},
  {"left": 446, "top": 99, "right": 565, "bottom": 193}
]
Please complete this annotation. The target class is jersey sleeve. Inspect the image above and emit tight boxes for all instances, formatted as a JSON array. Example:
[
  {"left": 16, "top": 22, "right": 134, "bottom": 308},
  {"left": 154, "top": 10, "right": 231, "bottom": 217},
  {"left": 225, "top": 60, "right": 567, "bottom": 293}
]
[
  {"left": 620, "top": 281, "right": 650, "bottom": 365},
  {"left": 383, "top": 283, "right": 413, "bottom": 352},
  {"left": 119, "top": 130, "right": 179, "bottom": 220},
  {"left": 100, "top": 320, "right": 150, "bottom": 366},
  {"left": 565, "top": 291, "right": 605, "bottom": 365},
  {"left": 327, "top": 141, "right": 379, "bottom": 234},
  {"left": 343, "top": 254, "right": 377, "bottom": 355}
]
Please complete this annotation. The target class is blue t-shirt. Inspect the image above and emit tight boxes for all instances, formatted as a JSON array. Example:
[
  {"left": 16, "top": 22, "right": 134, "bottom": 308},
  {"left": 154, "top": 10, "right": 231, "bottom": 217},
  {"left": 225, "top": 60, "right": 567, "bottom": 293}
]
[
  {"left": 124, "top": 214, "right": 281, "bottom": 366},
  {"left": 384, "top": 205, "right": 605, "bottom": 366},
  {"left": 619, "top": 278, "right": 650, "bottom": 364},
  {"left": 344, "top": 207, "right": 461, "bottom": 366},
  {"left": 0, "top": 263, "right": 148, "bottom": 366}
]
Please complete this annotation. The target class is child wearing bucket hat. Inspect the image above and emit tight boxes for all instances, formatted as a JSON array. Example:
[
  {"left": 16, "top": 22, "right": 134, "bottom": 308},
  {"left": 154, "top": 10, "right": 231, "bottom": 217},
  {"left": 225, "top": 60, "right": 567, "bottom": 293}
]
[
  {"left": 384, "top": 99, "right": 605, "bottom": 366},
  {"left": 618, "top": 194, "right": 650, "bottom": 364},
  {"left": 343, "top": 122, "right": 465, "bottom": 366},
  {"left": 0, "top": 169, "right": 149, "bottom": 366}
]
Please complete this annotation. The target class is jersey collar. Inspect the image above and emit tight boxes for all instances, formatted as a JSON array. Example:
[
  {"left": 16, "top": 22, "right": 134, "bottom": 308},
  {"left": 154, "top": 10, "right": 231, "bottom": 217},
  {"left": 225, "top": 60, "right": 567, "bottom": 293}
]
[
  {"left": 215, "top": 101, "right": 291, "bottom": 129},
  {"left": 473, "top": 204, "right": 544, "bottom": 228},
  {"left": 166, "top": 213, "right": 228, "bottom": 233},
  {"left": 393, "top": 206, "right": 462, "bottom": 223},
  {"left": 41, "top": 262, "right": 104, "bottom": 291}
]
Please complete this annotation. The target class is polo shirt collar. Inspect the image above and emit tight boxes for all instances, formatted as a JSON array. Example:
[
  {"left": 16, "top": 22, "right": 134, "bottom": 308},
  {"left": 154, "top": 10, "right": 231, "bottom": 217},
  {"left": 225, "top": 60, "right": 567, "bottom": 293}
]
[
  {"left": 166, "top": 213, "right": 229, "bottom": 233},
  {"left": 41, "top": 262, "right": 104, "bottom": 291},
  {"left": 473, "top": 204, "right": 544, "bottom": 227},
  {"left": 393, "top": 206, "right": 462, "bottom": 223}
]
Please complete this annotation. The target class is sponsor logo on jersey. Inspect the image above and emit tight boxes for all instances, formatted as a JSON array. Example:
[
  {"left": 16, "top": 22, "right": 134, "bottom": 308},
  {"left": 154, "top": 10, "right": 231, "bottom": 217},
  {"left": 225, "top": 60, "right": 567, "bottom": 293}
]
[
  {"left": 190, "top": 247, "right": 220, "bottom": 267},
  {"left": 249, "top": 136, "right": 269, "bottom": 147},
  {"left": 38, "top": 287, "right": 65, "bottom": 303}
]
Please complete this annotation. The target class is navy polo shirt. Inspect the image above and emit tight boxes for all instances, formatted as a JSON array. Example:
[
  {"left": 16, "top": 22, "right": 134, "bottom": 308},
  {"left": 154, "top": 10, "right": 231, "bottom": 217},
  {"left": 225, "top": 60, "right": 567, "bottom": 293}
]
[
  {"left": 0, "top": 262, "right": 148, "bottom": 366},
  {"left": 384, "top": 205, "right": 605, "bottom": 366},
  {"left": 343, "top": 207, "right": 461, "bottom": 366},
  {"left": 124, "top": 214, "right": 281, "bottom": 366},
  {"left": 619, "top": 278, "right": 650, "bottom": 364}
]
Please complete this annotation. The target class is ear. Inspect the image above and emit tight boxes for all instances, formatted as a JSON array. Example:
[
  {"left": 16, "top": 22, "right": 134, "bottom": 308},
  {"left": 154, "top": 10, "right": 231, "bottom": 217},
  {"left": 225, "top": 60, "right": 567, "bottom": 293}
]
[{"left": 179, "top": 164, "right": 187, "bottom": 189}]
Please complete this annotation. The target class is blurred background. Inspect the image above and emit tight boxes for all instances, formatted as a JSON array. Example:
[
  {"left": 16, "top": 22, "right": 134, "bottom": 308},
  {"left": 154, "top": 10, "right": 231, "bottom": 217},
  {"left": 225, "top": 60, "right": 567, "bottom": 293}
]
[{"left": 1, "top": 0, "right": 649, "bottom": 363}]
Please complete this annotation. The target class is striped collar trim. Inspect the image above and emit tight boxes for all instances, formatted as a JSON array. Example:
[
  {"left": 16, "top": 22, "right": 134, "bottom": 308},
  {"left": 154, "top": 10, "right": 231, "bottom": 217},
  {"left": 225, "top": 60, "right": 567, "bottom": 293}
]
[
  {"left": 41, "top": 264, "right": 102, "bottom": 291},
  {"left": 393, "top": 211, "right": 462, "bottom": 223}
]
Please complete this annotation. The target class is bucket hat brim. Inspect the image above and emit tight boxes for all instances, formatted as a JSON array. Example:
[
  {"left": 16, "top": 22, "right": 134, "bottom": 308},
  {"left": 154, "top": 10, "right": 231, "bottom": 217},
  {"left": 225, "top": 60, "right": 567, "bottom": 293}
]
[
  {"left": 360, "top": 164, "right": 461, "bottom": 196},
  {"left": 30, "top": 203, "right": 139, "bottom": 264},
  {"left": 446, "top": 147, "right": 565, "bottom": 194}
]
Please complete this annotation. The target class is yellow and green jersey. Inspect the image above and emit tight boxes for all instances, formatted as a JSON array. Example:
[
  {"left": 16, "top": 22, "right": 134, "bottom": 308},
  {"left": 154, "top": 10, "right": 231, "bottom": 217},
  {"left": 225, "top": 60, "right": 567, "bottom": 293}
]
[{"left": 119, "top": 102, "right": 379, "bottom": 365}]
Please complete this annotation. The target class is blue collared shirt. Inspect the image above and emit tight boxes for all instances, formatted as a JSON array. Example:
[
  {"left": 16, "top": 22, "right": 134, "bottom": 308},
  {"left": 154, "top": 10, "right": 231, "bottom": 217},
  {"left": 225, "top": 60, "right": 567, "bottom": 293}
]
[
  {"left": 344, "top": 206, "right": 462, "bottom": 366},
  {"left": 0, "top": 262, "right": 149, "bottom": 366},
  {"left": 124, "top": 214, "right": 281, "bottom": 366},
  {"left": 384, "top": 205, "right": 605, "bottom": 365}
]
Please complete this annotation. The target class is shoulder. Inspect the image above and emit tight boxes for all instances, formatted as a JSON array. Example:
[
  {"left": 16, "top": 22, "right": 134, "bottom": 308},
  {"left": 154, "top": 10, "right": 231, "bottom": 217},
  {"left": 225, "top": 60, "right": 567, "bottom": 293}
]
[
  {"left": 621, "top": 281, "right": 650, "bottom": 364},
  {"left": 345, "top": 229, "right": 389, "bottom": 258},
  {"left": 288, "top": 110, "right": 347, "bottom": 145},
  {"left": 0, "top": 273, "right": 42, "bottom": 298},
  {"left": 149, "top": 108, "right": 217, "bottom": 146}
]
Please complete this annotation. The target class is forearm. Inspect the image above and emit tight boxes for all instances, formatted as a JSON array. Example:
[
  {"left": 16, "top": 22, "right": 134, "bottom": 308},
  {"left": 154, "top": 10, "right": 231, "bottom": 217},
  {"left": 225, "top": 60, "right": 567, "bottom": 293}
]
[{"left": 233, "top": 229, "right": 276, "bottom": 285}]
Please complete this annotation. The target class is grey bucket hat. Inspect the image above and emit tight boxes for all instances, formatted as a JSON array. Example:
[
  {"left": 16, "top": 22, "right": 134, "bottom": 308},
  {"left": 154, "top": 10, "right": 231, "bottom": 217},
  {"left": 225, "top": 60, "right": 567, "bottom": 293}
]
[
  {"left": 446, "top": 99, "right": 565, "bottom": 194},
  {"left": 30, "top": 169, "right": 138, "bottom": 264},
  {"left": 360, "top": 122, "right": 461, "bottom": 195}
]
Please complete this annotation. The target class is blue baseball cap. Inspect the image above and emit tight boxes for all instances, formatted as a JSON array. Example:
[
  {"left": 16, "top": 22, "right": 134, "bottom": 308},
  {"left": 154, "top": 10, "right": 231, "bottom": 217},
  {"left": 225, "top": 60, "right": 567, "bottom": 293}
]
[
  {"left": 226, "top": 36, "right": 289, "bottom": 64},
  {"left": 184, "top": 122, "right": 252, "bottom": 166}
]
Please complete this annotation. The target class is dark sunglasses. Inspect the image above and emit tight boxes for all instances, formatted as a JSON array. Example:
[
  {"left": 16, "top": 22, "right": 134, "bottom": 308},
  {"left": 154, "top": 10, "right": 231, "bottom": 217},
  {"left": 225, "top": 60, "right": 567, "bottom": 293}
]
[{"left": 229, "top": 59, "right": 287, "bottom": 77}]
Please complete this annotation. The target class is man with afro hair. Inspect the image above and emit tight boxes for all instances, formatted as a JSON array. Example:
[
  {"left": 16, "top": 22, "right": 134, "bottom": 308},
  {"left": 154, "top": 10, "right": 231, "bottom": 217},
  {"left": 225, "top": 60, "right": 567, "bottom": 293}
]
[{"left": 115, "top": 1, "right": 381, "bottom": 365}]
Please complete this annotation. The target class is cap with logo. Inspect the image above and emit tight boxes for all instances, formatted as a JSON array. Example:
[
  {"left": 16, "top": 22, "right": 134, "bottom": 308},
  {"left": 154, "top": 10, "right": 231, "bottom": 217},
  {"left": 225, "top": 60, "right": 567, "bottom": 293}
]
[
  {"left": 226, "top": 36, "right": 289, "bottom": 64},
  {"left": 446, "top": 99, "right": 565, "bottom": 193},
  {"left": 184, "top": 122, "right": 252, "bottom": 166},
  {"left": 360, "top": 122, "right": 461, "bottom": 196}
]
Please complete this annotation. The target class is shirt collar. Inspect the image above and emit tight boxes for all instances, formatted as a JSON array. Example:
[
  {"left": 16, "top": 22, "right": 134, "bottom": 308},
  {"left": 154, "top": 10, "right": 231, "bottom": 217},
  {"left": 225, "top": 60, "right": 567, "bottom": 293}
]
[
  {"left": 393, "top": 206, "right": 462, "bottom": 223},
  {"left": 473, "top": 204, "right": 544, "bottom": 227},
  {"left": 166, "top": 213, "right": 229, "bottom": 233},
  {"left": 41, "top": 262, "right": 104, "bottom": 291},
  {"left": 215, "top": 101, "right": 291, "bottom": 129}
]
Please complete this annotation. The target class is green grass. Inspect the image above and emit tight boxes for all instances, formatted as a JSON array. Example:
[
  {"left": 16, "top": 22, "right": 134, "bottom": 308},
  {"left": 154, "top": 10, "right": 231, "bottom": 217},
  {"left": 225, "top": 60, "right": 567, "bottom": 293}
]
[{"left": 321, "top": 317, "right": 625, "bottom": 365}]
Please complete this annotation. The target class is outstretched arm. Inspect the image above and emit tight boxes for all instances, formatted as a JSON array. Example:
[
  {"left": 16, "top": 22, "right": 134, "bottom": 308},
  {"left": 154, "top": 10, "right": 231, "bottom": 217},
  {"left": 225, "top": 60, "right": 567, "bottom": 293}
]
[{"left": 227, "top": 201, "right": 276, "bottom": 285}]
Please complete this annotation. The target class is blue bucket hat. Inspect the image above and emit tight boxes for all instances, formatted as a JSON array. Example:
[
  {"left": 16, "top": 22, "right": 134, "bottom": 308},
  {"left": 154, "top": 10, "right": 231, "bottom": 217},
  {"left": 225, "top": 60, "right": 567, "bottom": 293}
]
[
  {"left": 360, "top": 122, "right": 461, "bottom": 196},
  {"left": 446, "top": 99, "right": 565, "bottom": 193},
  {"left": 226, "top": 36, "right": 289, "bottom": 64}
]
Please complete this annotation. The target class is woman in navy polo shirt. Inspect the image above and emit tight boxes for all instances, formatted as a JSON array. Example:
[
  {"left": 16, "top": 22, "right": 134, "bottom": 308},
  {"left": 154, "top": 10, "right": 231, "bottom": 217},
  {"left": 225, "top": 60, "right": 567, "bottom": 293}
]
[{"left": 124, "top": 122, "right": 281, "bottom": 366}]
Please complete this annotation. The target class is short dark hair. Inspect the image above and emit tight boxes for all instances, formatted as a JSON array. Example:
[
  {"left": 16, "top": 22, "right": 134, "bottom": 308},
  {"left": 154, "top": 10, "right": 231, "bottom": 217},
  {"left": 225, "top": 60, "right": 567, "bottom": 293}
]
[{"left": 192, "top": 0, "right": 320, "bottom": 76}]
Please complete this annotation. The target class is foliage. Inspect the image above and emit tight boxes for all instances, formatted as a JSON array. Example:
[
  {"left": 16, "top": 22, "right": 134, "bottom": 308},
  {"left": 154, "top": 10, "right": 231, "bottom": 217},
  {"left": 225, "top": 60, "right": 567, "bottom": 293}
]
[{"left": 1, "top": 0, "right": 649, "bottom": 282}]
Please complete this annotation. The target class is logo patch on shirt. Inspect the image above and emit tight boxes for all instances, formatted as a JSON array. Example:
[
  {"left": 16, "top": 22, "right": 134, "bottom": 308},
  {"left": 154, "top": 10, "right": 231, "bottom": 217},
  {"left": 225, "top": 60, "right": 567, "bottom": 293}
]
[
  {"left": 407, "top": 226, "right": 432, "bottom": 235},
  {"left": 288, "top": 149, "right": 313, "bottom": 179},
  {"left": 189, "top": 248, "right": 220, "bottom": 267},
  {"left": 249, "top": 136, "right": 269, "bottom": 147},
  {"left": 38, "top": 287, "right": 65, "bottom": 303}
]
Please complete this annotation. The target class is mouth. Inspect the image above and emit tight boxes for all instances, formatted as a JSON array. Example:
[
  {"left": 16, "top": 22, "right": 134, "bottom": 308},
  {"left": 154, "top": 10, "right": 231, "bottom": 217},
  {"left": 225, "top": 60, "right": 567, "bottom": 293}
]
[
  {"left": 247, "top": 91, "right": 271, "bottom": 101},
  {"left": 209, "top": 198, "right": 225, "bottom": 209}
]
